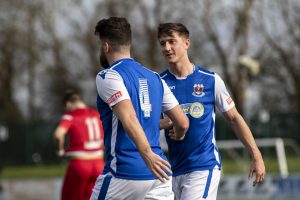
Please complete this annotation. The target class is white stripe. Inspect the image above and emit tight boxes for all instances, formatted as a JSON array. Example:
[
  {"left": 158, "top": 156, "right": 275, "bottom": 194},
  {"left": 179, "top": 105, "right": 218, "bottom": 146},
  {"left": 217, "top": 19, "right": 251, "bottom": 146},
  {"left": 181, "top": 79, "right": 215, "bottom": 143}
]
[
  {"left": 65, "top": 150, "right": 104, "bottom": 157},
  {"left": 110, "top": 113, "right": 118, "bottom": 172},
  {"left": 62, "top": 115, "right": 73, "bottom": 121},
  {"left": 111, "top": 61, "right": 123, "bottom": 69},
  {"left": 198, "top": 70, "right": 215, "bottom": 77},
  {"left": 212, "top": 112, "right": 220, "bottom": 164},
  {"left": 160, "top": 73, "right": 167, "bottom": 79}
]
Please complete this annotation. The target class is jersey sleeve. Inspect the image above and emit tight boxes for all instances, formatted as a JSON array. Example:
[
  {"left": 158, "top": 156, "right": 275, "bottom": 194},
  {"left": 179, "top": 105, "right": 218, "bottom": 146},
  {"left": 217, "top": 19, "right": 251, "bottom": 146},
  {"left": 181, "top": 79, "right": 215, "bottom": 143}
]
[
  {"left": 215, "top": 73, "right": 235, "bottom": 112},
  {"left": 96, "top": 69, "right": 130, "bottom": 107},
  {"left": 58, "top": 114, "right": 73, "bottom": 130},
  {"left": 161, "top": 79, "right": 179, "bottom": 112}
]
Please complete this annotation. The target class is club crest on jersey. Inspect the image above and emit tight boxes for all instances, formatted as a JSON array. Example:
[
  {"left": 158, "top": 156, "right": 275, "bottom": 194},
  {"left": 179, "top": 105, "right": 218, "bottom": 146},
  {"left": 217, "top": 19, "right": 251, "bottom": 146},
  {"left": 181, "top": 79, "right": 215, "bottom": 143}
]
[
  {"left": 189, "top": 102, "right": 204, "bottom": 118},
  {"left": 192, "top": 84, "right": 205, "bottom": 97}
]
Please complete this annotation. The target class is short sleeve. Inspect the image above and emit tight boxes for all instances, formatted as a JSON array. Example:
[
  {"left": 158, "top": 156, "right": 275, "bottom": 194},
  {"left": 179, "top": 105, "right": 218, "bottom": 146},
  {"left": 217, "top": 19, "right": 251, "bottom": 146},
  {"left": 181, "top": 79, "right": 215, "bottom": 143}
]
[
  {"left": 215, "top": 73, "right": 235, "bottom": 112},
  {"left": 96, "top": 69, "right": 130, "bottom": 107},
  {"left": 58, "top": 114, "right": 73, "bottom": 131},
  {"left": 161, "top": 79, "right": 179, "bottom": 112}
]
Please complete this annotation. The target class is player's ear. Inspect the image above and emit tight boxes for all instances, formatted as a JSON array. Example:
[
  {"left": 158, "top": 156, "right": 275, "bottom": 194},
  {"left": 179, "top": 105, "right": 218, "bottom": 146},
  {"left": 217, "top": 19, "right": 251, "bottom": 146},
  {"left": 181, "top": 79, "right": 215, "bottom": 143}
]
[
  {"left": 102, "top": 41, "right": 111, "bottom": 53},
  {"left": 184, "top": 38, "right": 190, "bottom": 49},
  {"left": 65, "top": 102, "right": 73, "bottom": 111}
]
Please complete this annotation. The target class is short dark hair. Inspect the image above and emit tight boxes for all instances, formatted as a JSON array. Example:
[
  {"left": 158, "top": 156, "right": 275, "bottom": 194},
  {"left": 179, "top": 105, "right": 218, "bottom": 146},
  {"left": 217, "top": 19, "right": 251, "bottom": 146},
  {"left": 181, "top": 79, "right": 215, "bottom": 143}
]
[
  {"left": 63, "top": 89, "right": 82, "bottom": 105},
  {"left": 157, "top": 23, "right": 189, "bottom": 39},
  {"left": 94, "top": 17, "right": 132, "bottom": 50}
]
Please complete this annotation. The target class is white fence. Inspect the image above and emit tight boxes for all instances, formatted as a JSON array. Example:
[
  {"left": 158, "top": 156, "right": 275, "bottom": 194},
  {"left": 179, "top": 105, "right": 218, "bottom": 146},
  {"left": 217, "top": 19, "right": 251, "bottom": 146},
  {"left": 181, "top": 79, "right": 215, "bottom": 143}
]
[{"left": 218, "top": 137, "right": 300, "bottom": 178}]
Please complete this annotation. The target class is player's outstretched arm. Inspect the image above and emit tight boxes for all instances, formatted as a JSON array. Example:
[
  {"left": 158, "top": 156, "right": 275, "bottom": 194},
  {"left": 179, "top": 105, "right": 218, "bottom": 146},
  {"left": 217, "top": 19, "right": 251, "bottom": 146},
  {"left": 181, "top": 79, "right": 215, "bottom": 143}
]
[
  {"left": 112, "top": 99, "right": 172, "bottom": 183},
  {"left": 223, "top": 107, "right": 266, "bottom": 187}
]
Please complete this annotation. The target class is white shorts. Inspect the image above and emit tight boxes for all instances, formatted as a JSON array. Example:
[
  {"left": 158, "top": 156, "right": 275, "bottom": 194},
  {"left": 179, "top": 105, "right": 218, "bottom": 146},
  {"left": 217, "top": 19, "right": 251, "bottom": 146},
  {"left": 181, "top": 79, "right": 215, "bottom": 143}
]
[
  {"left": 172, "top": 168, "right": 221, "bottom": 200},
  {"left": 90, "top": 173, "right": 174, "bottom": 200}
]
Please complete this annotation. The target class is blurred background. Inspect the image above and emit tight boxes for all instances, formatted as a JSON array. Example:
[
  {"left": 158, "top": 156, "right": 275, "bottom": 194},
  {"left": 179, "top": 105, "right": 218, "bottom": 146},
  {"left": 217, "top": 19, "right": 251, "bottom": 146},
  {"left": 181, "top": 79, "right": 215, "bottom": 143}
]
[{"left": 0, "top": 0, "right": 299, "bottom": 199}]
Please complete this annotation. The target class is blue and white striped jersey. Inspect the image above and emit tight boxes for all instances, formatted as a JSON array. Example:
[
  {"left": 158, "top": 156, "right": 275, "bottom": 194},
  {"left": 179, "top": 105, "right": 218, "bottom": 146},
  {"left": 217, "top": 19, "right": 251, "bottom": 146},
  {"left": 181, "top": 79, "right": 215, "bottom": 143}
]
[
  {"left": 96, "top": 58, "right": 178, "bottom": 180},
  {"left": 160, "top": 65, "right": 235, "bottom": 176}
]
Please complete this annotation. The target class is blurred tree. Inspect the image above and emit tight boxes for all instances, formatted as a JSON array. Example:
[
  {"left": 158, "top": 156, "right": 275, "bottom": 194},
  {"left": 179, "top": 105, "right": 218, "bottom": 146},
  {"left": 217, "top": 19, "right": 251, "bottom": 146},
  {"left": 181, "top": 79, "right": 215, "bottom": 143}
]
[
  {"left": 24, "top": 1, "right": 44, "bottom": 121},
  {"left": 0, "top": 0, "right": 27, "bottom": 122},
  {"left": 259, "top": 0, "right": 300, "bottom": 113},
  {"left": 1, "top": 0, "right": 299, "bottom": 122},
  {"left": 39, "top": 1, "right": 84, "bottom": 119},
  {"left": 200, "top": 0, "right": 262, "bottom": 115}
]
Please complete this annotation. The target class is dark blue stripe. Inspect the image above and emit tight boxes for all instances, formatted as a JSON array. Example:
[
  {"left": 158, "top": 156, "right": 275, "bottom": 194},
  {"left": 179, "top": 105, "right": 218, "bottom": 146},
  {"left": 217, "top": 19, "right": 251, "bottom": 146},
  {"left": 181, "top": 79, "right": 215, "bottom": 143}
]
[
  {"left": 98, "top": 175, "right": 112, "bottom": 200},
  {"left": 202, "top": 169, "right": 213, "bottom": 198}
]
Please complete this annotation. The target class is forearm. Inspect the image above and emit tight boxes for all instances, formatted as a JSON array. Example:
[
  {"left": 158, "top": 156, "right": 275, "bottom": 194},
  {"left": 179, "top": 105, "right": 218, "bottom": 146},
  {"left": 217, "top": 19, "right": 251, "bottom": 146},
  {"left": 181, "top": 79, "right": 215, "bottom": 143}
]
[
  {"left": 229, "top": 114, "right": 262, "bottom": 159},
  {"left": 121, "top": 114, "right": 152, "bottom": 153},
  {"left": 164, "top": 105, "right": 189, "bottom": 140},
  {"left": 172, "top": 125, "right": 187, "bottom": 140},
  {"left": 225, "top": 108, "right": 265, "bottom": 186},
  {"left": 53, "top": 127, "right": 66, "bottom": 154},
  {"left": 55, "top": 138, "right": 64, "bottom": 151},
  {"left": 112, "top": 100, "right": 172, "bottom": 181}
]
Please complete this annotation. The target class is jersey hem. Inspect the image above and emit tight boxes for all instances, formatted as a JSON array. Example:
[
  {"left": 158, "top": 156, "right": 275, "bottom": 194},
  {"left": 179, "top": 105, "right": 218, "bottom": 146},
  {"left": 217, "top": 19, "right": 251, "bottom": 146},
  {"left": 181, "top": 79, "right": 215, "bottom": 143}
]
[
  {"left": 102, "top": 169, "right": 171, "bottom": 180},
  {"left": 172, "top": 164, "right": 222, "bottom": 177}
]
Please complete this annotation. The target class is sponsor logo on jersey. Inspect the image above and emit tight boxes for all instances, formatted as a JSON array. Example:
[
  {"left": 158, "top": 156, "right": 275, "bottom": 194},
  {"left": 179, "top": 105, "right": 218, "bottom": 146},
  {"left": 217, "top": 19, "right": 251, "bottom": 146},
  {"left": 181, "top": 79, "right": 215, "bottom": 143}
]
[
  {"left": 192, "top": 84, "right": 205, "bottom": 97},
  {"left": 107, "top": 91, "right": 122, "bottom": 104},
  {"left": 226, "top": 97, "right": 233, "bottom": 105},
  {"left": 180, "top": 103, "right": 191, "bottom": 114},
  {"left": 169, "top": 85, "right": 175, "bottom": 90},
  {"left": 180, "top": 102, "right": 205, "bottom": 118},
  {"left": 189, "top": 102, "right": 204, "bottom": 118}
]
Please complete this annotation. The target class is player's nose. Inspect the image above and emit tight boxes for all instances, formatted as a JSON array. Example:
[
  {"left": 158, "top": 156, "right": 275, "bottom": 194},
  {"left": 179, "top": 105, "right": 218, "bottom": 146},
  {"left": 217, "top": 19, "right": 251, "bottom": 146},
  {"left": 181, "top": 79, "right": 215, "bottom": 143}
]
[{"left": 166, "top": 42, "right": 172, "bottom": 50}]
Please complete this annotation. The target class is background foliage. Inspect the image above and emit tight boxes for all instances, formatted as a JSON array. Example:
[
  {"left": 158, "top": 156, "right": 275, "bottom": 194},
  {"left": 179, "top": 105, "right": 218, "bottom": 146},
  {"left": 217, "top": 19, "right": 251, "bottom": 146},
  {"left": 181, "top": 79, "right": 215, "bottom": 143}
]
[{"left": 0, "top": 0, "right": 299, "bottom": 167}]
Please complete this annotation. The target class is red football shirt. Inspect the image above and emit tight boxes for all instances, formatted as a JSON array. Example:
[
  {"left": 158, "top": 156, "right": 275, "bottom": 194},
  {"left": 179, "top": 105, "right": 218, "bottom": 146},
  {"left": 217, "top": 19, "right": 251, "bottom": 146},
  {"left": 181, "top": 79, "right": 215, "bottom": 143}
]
[{"left": 58, "top": 108, "right": 104, "bottom": 156}]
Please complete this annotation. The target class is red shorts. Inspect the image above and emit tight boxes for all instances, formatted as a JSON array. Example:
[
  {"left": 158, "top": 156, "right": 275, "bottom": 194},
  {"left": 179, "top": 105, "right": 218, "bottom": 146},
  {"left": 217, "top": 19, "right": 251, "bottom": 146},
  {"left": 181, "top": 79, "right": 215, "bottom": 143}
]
[{"left": 61, "top": 158, "right": 104, "bottom": 200}]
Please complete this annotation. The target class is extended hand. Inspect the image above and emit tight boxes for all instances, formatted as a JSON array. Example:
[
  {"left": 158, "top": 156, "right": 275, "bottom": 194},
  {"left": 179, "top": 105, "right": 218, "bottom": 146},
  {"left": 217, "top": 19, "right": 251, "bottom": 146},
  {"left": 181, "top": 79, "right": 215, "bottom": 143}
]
[
  {"left": 248, "top": 157, "right": 266, "bottom": 187},
  {"left": 168, "top": 128, "right": 185, "bottom": 141},
  {"left": 160, "top": 118, "right": 173, "bottom": 130},
  {"left": 57, "top": 149, "right": 65, "bottom": 158}
]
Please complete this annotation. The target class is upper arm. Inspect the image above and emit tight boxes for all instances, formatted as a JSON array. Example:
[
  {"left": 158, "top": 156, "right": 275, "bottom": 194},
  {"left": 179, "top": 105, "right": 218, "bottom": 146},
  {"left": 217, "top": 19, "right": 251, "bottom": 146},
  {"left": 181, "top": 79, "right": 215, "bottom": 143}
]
[
  {"left": 54, "top": 114, "right": 72, "bottom": 140},
  {"left": 112, "top": 99, "right": 136, "bottom": 122},
  {"left": 161, "top": 79, "right": 179, "bottom": 112},
  {"left": 96, "top": 69, "right": 130, "bottom": 107},
  {"left": 54, "top": 126, "right": 68, "bottom": 140},
  {"left": 223, "top": 106, "right": 239, "bottom": 122},
  {"left": 214, "top": 73, "right": 235, "bottom": 112}
]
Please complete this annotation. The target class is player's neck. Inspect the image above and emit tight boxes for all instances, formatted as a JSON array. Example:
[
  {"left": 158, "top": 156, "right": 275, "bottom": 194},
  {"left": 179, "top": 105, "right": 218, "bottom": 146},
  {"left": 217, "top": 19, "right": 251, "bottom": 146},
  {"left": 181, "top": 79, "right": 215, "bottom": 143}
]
[
  {"left": 75, "top": 102, "right": 86, "bottom": 109},
  {"left": 108, "top": 53, "right": 131, "bottom": 65},
  {"left": 108, "top": 48, "right": 131, "bottom": 65},
  {"left": 169, "top": 59, "right": 194, "bottom": 77}
]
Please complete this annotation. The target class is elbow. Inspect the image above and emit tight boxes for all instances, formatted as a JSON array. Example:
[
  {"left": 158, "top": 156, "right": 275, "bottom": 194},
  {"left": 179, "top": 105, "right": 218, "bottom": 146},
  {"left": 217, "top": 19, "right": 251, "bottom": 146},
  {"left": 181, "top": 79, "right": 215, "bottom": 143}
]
[
  {"left": 53, "top": 132, "right": 59, "bottom": 141},
  {"left": 182, "top": 118, "right": 189, "bottom": 133},
  {"left": 174, "top": 119, "right": 189, "bottom": 141},
  {"left": 54, "top": 133, "right": 61, "bottom": 144}
]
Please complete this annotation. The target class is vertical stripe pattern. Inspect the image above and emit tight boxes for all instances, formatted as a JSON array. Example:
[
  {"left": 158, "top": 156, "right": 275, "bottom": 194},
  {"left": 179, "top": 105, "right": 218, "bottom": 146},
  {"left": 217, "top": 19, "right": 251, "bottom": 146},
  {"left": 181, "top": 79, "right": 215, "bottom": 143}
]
[
  {"left": 98, "top": 175, "right": 112, "bottom": 200},
  {"left": 202, "top": 169, "right": 213, "bottom": 198},
  {"left": 110, "top": 114, "right": 118, "bottom": 172}
]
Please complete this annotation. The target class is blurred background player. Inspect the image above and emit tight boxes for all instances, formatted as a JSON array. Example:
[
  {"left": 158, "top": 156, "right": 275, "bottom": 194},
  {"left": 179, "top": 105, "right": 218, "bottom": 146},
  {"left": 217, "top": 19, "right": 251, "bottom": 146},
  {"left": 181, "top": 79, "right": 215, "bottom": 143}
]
[
  {"left": 158, "top": 23, "right": 265, "bottom": 200},
  {"left": 90, "top": 17, "right": 189, "bottom": 200},
  {"left": 54, "top": 89, "right": 105, "bottom": 200}
]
